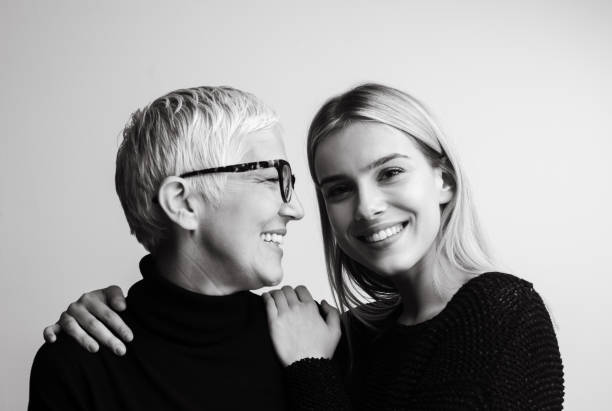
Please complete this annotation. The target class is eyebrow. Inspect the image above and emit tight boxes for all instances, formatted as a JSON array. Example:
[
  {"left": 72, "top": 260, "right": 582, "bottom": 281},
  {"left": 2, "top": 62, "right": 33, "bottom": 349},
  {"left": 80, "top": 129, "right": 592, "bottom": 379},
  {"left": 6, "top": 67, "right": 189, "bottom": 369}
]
[{"left": 318, "top": 153, "right": 411, "bottom": 186}]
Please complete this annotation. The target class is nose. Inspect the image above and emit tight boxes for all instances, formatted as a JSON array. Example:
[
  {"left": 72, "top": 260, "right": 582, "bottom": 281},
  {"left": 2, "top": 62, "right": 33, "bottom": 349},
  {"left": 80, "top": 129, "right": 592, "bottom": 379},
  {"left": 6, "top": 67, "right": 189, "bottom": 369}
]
[
  {"left": 280, "top": 192, "right": 305, "bottom": 221},
  {"left": 354, "top": 184, "right": 386, "bottom": 222}
]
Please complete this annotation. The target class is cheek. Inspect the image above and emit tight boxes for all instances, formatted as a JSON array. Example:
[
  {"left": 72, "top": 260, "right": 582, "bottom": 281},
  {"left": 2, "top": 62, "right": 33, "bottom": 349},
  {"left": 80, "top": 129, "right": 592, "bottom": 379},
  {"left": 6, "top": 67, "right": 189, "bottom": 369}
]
[
  {"left": 224, "top": 195, "right": 269, "bottom": 227},
  {"left": 406, "top": 189, "right": 443, "bottom": 235},
  {"left": 394, "top": 176, "right": 439, "bottom": 212}
]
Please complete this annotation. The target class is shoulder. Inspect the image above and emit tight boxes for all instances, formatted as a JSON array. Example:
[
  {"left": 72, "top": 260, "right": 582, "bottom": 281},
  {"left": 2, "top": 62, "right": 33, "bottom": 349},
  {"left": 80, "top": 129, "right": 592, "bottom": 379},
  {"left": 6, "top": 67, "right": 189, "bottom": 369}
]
[
  {"left": 31, "top": 336, "right": 97, "bottom": 378},
  {"left": 453, "top": 272, "right": 552, "bottom": 329},
  {"left": 30, "top": 337, "right": 100, "bottom": 405},
  {"left": 465, "top": 271, "right": 532, "bottom": 293},
  {"left": 32, "top": 324, "right": 126, "bottom": 382},
  {"left": 461, "top": 272, "right": 540, "bottom": 308},
  {"left": 30, "top": 336, "right": 114, "bottom": 409}
]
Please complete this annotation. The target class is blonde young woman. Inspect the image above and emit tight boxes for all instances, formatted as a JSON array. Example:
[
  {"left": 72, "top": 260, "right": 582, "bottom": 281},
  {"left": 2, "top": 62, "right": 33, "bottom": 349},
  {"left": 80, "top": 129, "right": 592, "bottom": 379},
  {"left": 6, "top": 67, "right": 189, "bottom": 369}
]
[{"left": 43, "top": 84, "right": 564, "bottom": 409}]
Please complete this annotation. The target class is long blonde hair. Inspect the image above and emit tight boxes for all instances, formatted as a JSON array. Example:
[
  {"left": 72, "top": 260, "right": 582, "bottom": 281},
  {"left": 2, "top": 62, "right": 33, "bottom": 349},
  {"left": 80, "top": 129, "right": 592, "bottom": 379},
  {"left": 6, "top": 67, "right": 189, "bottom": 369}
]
[{"left": 306, "top": 83, "right": 496, "bottom": 328}]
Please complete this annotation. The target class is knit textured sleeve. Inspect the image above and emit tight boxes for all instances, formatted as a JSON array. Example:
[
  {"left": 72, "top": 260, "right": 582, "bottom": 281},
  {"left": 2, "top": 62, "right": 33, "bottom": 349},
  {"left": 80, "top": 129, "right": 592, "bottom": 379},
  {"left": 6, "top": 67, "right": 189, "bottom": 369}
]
[
  {"left": 284, "top": 357, "right": 351, "bottom": 410},
  {"left": 489, "top": 285, "right": 565, "bottom": 410}
]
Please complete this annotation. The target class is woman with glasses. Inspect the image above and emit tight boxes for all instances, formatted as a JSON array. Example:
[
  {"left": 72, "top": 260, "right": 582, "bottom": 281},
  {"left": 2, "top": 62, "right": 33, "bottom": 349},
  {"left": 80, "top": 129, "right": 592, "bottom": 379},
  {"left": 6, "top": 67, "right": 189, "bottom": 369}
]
[
  {"left": 42, "top": 84, "right": 564, "bottom": 409},
  {"left": 29, "top": 86, "right": 309, "bottom": 410}
]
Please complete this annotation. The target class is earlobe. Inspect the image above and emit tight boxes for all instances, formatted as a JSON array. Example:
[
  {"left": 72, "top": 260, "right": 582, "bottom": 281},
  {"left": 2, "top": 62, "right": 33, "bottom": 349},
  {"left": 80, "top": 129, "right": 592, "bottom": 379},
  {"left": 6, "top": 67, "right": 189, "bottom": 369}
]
[
  {"left": 437, "top": 169, "right": 454, "bottom": 205},
  {"left": 157, "top": 177, "right": 200, "bottom": 230}
]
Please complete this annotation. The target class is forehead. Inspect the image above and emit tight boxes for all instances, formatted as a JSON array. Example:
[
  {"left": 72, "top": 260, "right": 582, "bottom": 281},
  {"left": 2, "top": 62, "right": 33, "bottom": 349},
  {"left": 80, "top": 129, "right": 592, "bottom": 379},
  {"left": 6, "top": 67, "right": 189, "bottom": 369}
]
[
  {"left": 241, "top": 127, "right": 287, "bottom": 163},
  {"left": 314, "top": 122, "right": 421, "bottom": 177}
]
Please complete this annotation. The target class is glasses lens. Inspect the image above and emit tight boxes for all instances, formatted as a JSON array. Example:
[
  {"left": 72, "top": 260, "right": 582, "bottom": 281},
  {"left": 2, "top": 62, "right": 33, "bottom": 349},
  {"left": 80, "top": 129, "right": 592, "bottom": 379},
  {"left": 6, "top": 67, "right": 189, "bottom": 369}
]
[{"left": 281, "top": 163, "right": 292, "bottom": 202}]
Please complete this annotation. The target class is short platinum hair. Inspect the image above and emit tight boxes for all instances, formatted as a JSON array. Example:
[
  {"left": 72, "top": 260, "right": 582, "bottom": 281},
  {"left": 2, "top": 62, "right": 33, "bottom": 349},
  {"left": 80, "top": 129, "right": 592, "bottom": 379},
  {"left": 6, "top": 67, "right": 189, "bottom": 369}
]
[{"left": 115, "top": 86, "right": 279, "bottom": 252}]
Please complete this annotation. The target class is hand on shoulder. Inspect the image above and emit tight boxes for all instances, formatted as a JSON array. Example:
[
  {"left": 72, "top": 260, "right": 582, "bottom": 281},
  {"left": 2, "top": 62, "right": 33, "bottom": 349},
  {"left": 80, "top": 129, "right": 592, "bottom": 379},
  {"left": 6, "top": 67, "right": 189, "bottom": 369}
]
[
  {"left": 262, "top": 285, "right": 341, "bottom": 367},
  {"left": 42, "top": 285, "right": 132, "bottom": 356}
]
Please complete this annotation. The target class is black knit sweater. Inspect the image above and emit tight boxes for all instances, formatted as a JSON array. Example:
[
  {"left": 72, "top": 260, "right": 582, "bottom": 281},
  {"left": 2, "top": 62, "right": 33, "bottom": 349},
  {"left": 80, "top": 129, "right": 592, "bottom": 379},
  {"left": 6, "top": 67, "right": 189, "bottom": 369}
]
[
  {"left": 285, "top": 272, "right": 564, "bottom": 410},
  {"left": 29, "top": 256, "right": 287, "bottom": 410}
]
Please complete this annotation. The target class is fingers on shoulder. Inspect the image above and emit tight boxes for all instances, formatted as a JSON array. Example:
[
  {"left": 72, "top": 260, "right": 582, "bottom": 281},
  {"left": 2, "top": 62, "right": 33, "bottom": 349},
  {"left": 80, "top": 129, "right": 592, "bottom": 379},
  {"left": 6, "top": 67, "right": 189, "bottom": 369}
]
[
  {"left": 281, "top": 286, "right": 300, "bottom": 306},
  {"left": 321, "top": 300, "right": 341, "bottom": 331},
  {"left": 294, "top": 285, "right": 313, "bottom": 302},
  {"left": 262, "top": 292, "right": 278, "bottom": 318},
  {"left": 94, "top": 306, "right": 133, "bottom": 342},
  {"left": 106, "top": 285, "right": 123, "bottom": 295},
  {"left": 58, "top": 311, "right": 99, "bottom": 352},
  {"left": 105, "top": 285, "right": 127, "bottom": 310},
  {"left": 267, "top": 289, "right": 289, "bottom": 312},
  {"left": 77, "top": 290, "right": 101, "bottom": 306},
  {"left": 267, "top": 286, "right": 318, "bottom": 312},
  {"left": 43, "top": 323, "right": 61, "bottom": 343}
]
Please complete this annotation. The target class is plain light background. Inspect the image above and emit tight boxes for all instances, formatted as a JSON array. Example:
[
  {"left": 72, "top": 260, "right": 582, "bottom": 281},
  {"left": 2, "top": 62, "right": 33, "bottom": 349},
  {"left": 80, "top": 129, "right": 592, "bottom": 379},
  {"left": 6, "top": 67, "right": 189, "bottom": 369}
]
[{"left": 1, "top": 0, "right": 610, "bottom": 409}]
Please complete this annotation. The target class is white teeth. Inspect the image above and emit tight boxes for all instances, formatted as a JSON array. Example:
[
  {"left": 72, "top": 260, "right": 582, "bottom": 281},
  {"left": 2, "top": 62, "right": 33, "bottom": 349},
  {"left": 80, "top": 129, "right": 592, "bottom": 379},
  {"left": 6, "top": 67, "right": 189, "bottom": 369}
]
[
  {"left": 363, "top": 223, "right": 405, "bottom": 243},
  {"left": 260, "top": 233, "right": 284, "bottom": 246}
]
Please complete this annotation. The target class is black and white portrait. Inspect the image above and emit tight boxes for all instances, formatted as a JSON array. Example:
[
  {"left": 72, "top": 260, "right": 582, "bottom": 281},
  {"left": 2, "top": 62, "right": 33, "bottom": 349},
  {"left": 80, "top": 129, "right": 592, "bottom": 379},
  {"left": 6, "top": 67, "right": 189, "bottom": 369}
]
[{"left": 1, "top": 1, "right": 610, "bottom": 409}]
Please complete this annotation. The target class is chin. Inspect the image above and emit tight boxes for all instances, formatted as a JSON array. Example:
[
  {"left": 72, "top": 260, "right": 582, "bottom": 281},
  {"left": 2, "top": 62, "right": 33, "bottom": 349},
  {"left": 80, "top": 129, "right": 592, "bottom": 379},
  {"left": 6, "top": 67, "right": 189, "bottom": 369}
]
[
  {"left": 264, "top": 276, "right": 282, "bottom": 287},
  {"left": 269, "top": 278, "right": 282, "bottom": 287},
  {"left": 260, "top": 269, "right": 283, "bottom": 287},
  {"left": 360, "top": 256, "right": 421, "bottom": 279}
]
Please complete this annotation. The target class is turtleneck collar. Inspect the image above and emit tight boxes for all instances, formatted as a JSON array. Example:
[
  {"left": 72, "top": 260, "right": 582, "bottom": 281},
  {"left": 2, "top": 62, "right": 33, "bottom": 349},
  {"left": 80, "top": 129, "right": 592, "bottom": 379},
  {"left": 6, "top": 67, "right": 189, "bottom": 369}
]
[{"left": 125, "top": 255, "right": 263, "bottom": 346}]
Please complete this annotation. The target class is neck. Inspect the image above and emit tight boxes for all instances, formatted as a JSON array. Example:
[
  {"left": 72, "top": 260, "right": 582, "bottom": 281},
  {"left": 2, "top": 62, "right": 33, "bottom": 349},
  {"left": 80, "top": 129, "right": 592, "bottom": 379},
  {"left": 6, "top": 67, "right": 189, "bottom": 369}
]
[
  {"left": 391, "top": 250, "right": 468, "bottom": 326},
  {"left": 153, "top": 241, "right": 242, "bottom": 296}
]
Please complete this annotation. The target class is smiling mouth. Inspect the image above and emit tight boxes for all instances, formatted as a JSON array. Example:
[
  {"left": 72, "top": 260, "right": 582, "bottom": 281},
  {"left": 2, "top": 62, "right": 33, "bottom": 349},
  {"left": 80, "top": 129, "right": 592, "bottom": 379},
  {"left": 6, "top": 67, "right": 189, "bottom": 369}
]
[
  {"left": 358, "top": 222, "right": 408, "bottom": 244},
  {"left": 260, "top": 233, "right": 284, "bottom": 248}
]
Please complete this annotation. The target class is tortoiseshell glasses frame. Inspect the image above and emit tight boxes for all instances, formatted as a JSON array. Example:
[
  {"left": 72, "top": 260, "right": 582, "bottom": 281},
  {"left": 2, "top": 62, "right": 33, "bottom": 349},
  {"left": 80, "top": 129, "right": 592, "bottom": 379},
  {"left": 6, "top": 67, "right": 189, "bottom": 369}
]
[{"left": 177, "top": 159, "right": 296, "bottom": 203}]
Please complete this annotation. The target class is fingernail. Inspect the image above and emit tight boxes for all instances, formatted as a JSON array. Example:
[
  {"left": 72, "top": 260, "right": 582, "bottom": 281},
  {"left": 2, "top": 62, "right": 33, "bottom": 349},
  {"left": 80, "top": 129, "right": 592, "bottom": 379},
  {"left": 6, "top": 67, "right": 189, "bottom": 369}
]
[
  {"left": 114, "top": 346, "right": 125, "bottom": 356},
  {"left": 88, "top": 345, "right": 98, "bottom": 353}
]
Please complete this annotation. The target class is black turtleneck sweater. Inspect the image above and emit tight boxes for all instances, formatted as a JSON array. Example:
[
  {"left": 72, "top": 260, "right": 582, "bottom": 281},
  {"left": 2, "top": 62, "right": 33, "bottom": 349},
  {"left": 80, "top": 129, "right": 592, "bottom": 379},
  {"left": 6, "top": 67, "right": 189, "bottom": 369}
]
[{"left": 29, "top": 256, "right": 286, "bottom": 410}]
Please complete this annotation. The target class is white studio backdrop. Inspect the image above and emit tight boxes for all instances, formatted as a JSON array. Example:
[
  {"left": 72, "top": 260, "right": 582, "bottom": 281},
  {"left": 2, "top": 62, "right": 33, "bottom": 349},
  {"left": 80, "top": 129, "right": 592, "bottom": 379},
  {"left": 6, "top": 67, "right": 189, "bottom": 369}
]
[{"left": 1, "top": 0, "right": 610, "bottom": 409}]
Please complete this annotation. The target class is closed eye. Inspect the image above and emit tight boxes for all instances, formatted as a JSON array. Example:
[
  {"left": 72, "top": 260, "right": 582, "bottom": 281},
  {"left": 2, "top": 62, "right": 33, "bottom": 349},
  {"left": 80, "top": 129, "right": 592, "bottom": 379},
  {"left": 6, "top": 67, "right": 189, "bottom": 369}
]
[{"left": 254, "top": 171, "right": 279, "bottom": 184}]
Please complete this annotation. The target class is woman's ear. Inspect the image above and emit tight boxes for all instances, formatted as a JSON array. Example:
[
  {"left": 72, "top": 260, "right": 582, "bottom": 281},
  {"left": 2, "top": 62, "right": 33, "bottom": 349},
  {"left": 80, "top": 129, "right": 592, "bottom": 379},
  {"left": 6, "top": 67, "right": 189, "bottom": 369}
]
[
  {"left": 157, "top": 176, "right": 200, "bottom": 230},
  {"left": 436, "top": 168, "right": 454, "bottom": 205}
]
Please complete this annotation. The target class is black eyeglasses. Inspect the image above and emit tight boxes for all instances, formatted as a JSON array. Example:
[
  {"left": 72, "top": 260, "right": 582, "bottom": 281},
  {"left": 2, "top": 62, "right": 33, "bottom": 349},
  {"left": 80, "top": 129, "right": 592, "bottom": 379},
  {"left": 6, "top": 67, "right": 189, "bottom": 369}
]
[{"left": 177, "top": 159, "right": 296, "bottom": 203}]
